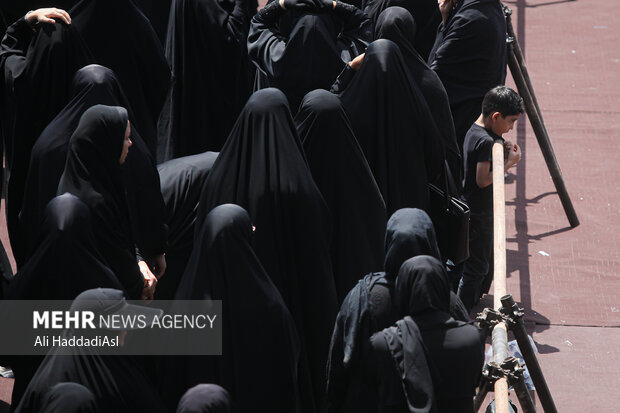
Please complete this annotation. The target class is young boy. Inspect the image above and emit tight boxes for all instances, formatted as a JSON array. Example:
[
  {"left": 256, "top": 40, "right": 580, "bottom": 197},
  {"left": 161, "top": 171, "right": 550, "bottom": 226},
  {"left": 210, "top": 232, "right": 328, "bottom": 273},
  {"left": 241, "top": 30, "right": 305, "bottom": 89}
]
[{"left": 457, "top": 86, "right": 523, "bottom": 312}]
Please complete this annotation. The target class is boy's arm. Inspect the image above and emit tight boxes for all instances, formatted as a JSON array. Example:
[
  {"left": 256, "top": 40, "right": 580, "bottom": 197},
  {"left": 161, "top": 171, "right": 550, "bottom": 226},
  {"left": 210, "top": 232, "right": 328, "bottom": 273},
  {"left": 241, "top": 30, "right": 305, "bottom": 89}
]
[{"left": 475, "top": 142, "right": 521, "bottom": 188}]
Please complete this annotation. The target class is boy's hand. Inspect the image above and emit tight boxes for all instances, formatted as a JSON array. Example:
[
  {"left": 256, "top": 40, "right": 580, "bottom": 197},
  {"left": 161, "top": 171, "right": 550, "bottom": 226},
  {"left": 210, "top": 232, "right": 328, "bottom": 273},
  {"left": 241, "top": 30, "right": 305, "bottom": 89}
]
[
  {"left": 26, "top": 8, "right": 71, "bottom": 25},
  {"left": 507, "top": 142, "right": 521, "bottom": 165}
]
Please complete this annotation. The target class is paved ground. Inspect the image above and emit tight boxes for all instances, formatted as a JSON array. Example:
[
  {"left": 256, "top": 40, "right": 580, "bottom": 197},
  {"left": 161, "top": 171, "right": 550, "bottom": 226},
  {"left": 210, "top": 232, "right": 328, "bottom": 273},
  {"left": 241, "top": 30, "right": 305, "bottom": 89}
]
[{"left": 1, "top": 0, "right": 619, "bottom": 411}]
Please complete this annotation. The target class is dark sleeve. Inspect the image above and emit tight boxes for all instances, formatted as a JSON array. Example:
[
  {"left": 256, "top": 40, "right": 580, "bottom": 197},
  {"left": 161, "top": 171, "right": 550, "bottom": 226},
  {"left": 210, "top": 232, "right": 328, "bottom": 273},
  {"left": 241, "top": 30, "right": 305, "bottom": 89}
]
[
  {"left": 330, "top": 64, "right": 356, "bottom": 94},
  {"left": 429, "top": 14, "right": 480, "bottom": 73},
  {"left": 247, "top": 0, "right": 287, "bottom": 78},
  {"left": 474, "top": 135, "right": 494, "bottom": 163},
  {"left": 334, "top": 2, "right": 371, "bottom": 61},
  {"left": 0, "top": 16, "right": 34, "bottom": 57},
  {"left": 226, "top": 0, "right": 251, "bottom": 44}
]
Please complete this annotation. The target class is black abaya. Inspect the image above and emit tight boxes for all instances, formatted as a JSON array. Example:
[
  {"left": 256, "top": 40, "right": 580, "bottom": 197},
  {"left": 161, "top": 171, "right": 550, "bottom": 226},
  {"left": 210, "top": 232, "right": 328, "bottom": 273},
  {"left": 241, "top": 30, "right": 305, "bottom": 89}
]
[
  {"left": 172, "top": 204, "right": 304, "bottom": 413},
  {"left": 156, "top": 151, "right": 218, "bottom": 299},
  {"left": 338, "top": 39, "right": 443, "bottom": 215},
  {"left": 248, "top": 0, "right": 370, "bottom": 111},
  {"left": 326, "top": 208, "right": 440, "bottom": 413},
  {"left": 5, "top": 193, "right": 123, "bottom": 409},
  {"left": 14, "top": 289, "right": 167, "bottom": 413},
  {"left": 427, "top": 0, "right": 507, "bottom": 147},
  {"left": 0, "top": 18, "right": 92, "bottom": 263},
  {"left": 198, "top": 88, "right": 337, "bottom": 411},
  {"left": 57, "top": 105, "right": 144, "bottom": 299},
  {"left": 367, "top": 317, "right": 436, "bottom": 413},
  {"left": 70, "top": 0, "right": 170, "bottom": 156},
  {"left": 375, "top": 7, "right": 461, "bottom": 186},
  {"left": 296, "top": 89, "right": 386, "bottom": 303},
  {"left": 158, "top": 0, "right": 252, "bottom": 160},
  {"left": 364, "top": 0, "right": 439, "bottom": 61},
  {"left": 132, "top": 0, "right": 173, "bottom": 45},
  {"left": 20, "top": 64, "right": 167, "bottom": 264},
  {"left": 392, "top": 256, "right": 485, "bottom": 412}
]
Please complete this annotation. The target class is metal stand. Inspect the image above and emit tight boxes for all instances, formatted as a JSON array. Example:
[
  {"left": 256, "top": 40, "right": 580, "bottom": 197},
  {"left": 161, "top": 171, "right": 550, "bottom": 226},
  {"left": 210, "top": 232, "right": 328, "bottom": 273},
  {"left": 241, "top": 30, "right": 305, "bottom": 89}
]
[
  {"left": 503, "top": 5, "right": 580, "bottom": 228},
  {"left": 500, "top": 295, "right": 559, "bottom": 413}
]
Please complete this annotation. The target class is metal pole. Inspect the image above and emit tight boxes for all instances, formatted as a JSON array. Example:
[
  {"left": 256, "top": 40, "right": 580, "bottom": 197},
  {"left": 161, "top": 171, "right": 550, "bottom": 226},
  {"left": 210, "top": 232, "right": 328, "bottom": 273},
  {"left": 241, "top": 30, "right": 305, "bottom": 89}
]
[
  {"left": 501, "top": 295, "right": 559, "bottom": 413},
  {"left": 492, "top": 141, "right": 510, "bottom": 413},
  {"left": 503, "top": 357, "right": 537, "bottom": 413},
  {"left": 504, "top": 11, "right": 580, "bottom": 227}
]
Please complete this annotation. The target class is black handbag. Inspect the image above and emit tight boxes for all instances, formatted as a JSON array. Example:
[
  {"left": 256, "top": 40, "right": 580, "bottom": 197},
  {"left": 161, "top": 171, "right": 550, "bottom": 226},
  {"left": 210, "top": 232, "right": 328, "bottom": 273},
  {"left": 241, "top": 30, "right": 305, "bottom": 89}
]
[{"left": 428, "top": 162, "right": 470, "bottom": 264}]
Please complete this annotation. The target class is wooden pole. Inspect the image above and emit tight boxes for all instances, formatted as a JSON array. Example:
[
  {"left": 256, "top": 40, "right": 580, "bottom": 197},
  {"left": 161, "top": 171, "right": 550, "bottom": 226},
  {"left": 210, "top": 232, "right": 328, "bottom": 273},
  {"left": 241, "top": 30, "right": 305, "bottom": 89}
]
[{"left": 492, "top": 141, "right": 510, "bottom": 413}]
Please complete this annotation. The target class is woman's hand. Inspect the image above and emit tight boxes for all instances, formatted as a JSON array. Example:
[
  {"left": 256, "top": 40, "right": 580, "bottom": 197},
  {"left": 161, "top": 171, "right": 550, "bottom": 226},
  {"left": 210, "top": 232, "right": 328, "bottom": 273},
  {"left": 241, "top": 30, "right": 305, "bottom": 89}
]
[
  {"left": 349, "top": 53, "right": 365, "bottom": 71},
  {"left": 138, "top": 261, "right": 158, "bottom": 303},
  {"left": 25, "top": 8, "right": 71, "bottom": 25}
]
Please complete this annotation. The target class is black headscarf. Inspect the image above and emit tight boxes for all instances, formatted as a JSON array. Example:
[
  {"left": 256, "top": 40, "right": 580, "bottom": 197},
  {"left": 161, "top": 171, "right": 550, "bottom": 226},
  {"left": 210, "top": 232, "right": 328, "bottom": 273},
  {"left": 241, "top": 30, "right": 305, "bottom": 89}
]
[
  {"left": 156, "top": 151, "right": 218, "bottom": 299},
  {"left": 57, "top": 105, "right": 144, "bottom": 299},
  {"left": 394, "top": 256, "right": 484, "bottom": 411},
  {"left": 0, "top": 18, "right": 92, "bottom": 263},
  {"left": 176, "top": 384, "right": 231, "bottom": 413},
  {"left": 173, "top": 204, "right": 304, "bottom": 413},
  {"left": 296, "top": 89, "right": 386, "bottom": 303},
  {"left": 158, "top": 0, "right": 252, "bottom": 160},
  {"left": 20, "top": 64, "right": 167, "bottom": 264},
  {"left": 364, "top": 0, "right": 439, "bottom": 60},
  {"left": 6, "top": 193, "right": 122, "bottom": 301},
  {"left": 70, "top": 0, "right": 170, "bottom": 157},
  {"left": 248, "top": 0, "right": 370, "bottom": 111},
  {"left": 35, "top": 383, "right": 99, "bottom": 413},
  {"left": 375, "top": 7, "right": 461, "bottom": 185},
  {"left": 14, "top": 289, "right": 167, "bottom": 413},
  {"left": 385, "top": 209, "right": 468, "bottom": 322},
  {"left": 339, "top": 39, "right": 441, "bottom": 215},
  {"left": 198, "top": 88, "right": 337, "bottom": 410}
]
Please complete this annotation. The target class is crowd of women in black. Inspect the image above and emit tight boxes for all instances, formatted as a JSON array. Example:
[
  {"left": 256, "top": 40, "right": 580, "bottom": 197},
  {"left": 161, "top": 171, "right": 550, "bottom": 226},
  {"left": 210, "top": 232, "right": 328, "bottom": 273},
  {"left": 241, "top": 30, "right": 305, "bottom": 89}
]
[{"left": 0, "top": 0, "right": 508, "bottom": 411}]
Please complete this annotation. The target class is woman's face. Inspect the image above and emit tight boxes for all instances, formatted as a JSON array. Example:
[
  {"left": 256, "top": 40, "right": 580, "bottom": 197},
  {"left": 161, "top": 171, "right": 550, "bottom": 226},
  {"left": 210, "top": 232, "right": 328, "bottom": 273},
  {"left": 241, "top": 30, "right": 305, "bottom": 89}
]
[{"left": 119, "top": 120, "right": 132, "bottom": 164}]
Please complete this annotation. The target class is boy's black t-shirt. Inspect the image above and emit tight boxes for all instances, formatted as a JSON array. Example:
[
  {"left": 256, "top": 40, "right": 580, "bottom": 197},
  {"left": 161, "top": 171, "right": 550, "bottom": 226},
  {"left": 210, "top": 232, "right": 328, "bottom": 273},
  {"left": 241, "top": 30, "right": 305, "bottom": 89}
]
[{"left": 462, "top": 123, "right": 504, "bottom": 215}]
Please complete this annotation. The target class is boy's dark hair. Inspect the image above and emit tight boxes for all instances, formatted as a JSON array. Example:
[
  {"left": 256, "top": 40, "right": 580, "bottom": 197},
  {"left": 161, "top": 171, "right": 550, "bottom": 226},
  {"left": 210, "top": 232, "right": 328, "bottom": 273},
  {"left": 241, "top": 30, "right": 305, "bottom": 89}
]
[{"left": 481, "top": 86, "right": 524, "bottom": 118}]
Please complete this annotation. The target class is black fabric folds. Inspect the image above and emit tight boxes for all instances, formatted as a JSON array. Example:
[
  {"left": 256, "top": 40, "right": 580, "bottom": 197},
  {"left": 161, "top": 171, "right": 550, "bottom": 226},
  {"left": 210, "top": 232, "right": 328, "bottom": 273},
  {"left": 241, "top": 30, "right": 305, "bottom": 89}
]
[
  {"left": 198, "top": 88, "right": 337, "bottom": 411},
  {"left": 394, "top": 256, "right": 484, "bottom": 412},
  {"left": 57, "top": 105, "right": 144, "bottom": 299},
  {"left": 368, "top": 317, "right": 436, "bottom": 413},
  {"left": 0, "top": 18, "right": 93, "bottom": 263},
  {"left": 338, "top": 39, "right": 443, "bottom": 215},
  {"left": 35, "top": 382, "right": 99, "bottom": 413},
  {"left": 70, "top": 0, "right": 170, "bottom": 156},
  {"left": 21, "top": 64, "right": 167, "bottom": 263},
  {"left": 172, "top": 204, "right": 304, "bottom": 413},
  {"left": 296, "top": 89, "right": 386, "bottom": 303},
  {"left": 364, "top": 0, "right": 439, "bottom": 61},
  {"left": 158, "top": 0, "right": 252, "bottom": 160},
  {"left": 427, "top": 0, "right": 507, "bottom": 146},
  {"left": 375, "top": 7, "right": 461, "bottom": 185},
  {"left": 248, "top": 0, "right": 370, "bottom": 111},
  {"left": 133, "top": 0, "right": 173, "bottom": 44},
  {"left": 14, "top": 290, "right": 167, "bottom": 413},
  {"left": 176, "top": 384, "right": 232, "bottom": 413},
  {"left": 156, "top": 151, "right": 218, "bottom": 299}
]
